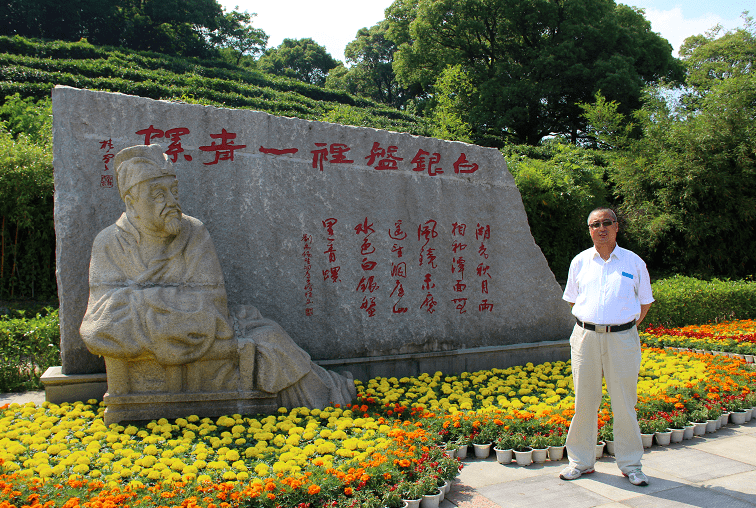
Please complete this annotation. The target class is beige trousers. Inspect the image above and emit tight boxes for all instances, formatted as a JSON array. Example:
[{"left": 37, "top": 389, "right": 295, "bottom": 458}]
[{"left": 565, "top": 324, "right": 644, "bottom": 474}]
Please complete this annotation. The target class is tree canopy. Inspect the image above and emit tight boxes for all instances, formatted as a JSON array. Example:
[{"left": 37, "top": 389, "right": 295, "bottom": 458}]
[
  {"left": 599, "top": 18, "right": 756, "bottom": 277},
  {"left": 258, "top": 38, "right": 339, "bottom": 87},
  {"left": 0, "top": 0, "right": 266, "bottom": 58},
  {"left": 384, "top": 0, "right": 683, "bottom": 146},
  {"left": 326, "top": 21, "right": 417, "bottom": 109}
]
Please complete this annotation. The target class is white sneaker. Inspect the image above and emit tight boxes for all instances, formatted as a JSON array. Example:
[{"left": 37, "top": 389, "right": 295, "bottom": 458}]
[
  {"left": 559, "top": 465, "right": 594, "bottom": 480},
  {"left": 624, "top": 468, "right": 649, "bottom": 486}
]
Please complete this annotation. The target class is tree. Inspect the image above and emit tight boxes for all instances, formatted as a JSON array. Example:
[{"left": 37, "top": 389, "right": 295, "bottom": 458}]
[
  {"left": 607, "top": 18, "right": 756, "bottom": 277},
  {"left": 257, "top": 38, "right": 339, "bottom": 86},
  {"left": 386, "top": 0, "right": 683, "bottom": 146},
  {"left": 0, "top": 0, "right": 225, "bottom": 58},
  {"left": 209, "top": 8, "right": 268, "bottom": 65},
  {"left": 326, "top": 21, "right": 416, "bottom": 109},
  {"left": 430, "top": 64, "right": 474, "bottom": 143}
]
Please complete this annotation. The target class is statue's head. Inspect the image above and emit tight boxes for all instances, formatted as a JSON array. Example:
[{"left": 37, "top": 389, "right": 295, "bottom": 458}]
[{"left": 114, "top": 144, "right": 182, "bottom": 236}]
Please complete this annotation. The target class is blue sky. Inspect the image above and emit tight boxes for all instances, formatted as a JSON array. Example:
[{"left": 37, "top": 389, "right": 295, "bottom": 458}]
[{"left": 219, "top": 1, "right": 749, "bottom": 62}]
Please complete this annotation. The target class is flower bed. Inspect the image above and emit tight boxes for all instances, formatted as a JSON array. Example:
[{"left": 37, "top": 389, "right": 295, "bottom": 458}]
[
  {"left": 1, "top": 322, "right": 755, "bottom": 507},
  {"left": 643, "top": 319, "right": 756, "bottom": 355}
]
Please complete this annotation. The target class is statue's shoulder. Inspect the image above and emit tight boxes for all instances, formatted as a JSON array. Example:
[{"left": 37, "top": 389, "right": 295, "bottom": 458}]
[{"left": 91, "top": 220, "right": 123, "bottom": 250}]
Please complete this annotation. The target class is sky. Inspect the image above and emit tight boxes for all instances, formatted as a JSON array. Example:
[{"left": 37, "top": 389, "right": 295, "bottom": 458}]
[{"left": 218, "top": 1, "right": 749, "bottom": 63}]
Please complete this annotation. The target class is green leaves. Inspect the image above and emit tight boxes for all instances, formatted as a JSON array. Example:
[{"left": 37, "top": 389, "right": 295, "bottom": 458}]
[{"left": 0, "top": 308, "right": 60, "bottom": 392}]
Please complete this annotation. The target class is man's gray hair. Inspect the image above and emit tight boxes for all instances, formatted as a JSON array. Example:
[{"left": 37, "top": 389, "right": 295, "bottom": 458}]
[{"left": 587, "top": 207, "right": 617, "bottom": 224}]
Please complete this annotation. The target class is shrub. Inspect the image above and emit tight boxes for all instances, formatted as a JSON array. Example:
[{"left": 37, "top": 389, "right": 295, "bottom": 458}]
[
  {"left": 504, "top": 143, "right": 611, "bottom": 279},
  {"left": 0, "top": 99, "right": 55, "bottom": 300},
  {"left": 644, "top": 276, "right": 756, "bottom": 329},
  {"left": 0, "top": 307, "right": 60, "bottom": 392}
]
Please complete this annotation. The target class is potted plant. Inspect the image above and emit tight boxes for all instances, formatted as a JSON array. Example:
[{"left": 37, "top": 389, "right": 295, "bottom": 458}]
[
  {"left": 546, "top": 427, "right": 567, "bottom": 461},
  {"left": 511, "top": 433, "right": 532, "bottom": 466},
  {"left": 689, "top": 408, "right": 709, "bottom": 436},
  {"left": 471, "top": 420, "right": 497, "bottom": 458},
  {"left": 493, "top": 433, "right": 515, "bottom": 464},
  {"left": 667, "top": 411, "right": 688, "bottom": 443},
  {"left": 399, "top": 479, "right": 423, "bottom": 508},
  {"left": 529, "top": 432, "right": 550, "bottom": 463},
  {"left": 599, "top": 421, "right": 614, "bottom": 455},
  {"left": 419, "top": 474, "right": 442, "bottom": 508}
]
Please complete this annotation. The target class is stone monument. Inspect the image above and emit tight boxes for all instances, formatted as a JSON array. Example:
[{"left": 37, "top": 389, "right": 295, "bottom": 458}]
[
  {"left": 46, "top": 85, "right": 574, "bottom": 405},
  {"left": 78, "top": 143, "right": 355, "bottom": 423}
]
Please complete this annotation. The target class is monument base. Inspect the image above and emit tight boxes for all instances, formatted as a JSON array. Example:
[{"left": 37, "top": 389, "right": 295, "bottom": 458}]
[
  {"left": 103, "top": 391, "right": 278, "bottom": 425},
  {"left": 40, "top": 366, "right": 108, "bottom": 404},
  {"left": 315, "top": 340, "right": 571, "bottom": 381}
]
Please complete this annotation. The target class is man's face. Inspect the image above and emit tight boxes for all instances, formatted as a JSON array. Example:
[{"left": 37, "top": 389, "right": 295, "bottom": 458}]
[
  {"left": 588, "top": 210, "right": 618, "bottom": 249},
  {"left": 127, "top": 175, "right": 182, "bottom": 236}
]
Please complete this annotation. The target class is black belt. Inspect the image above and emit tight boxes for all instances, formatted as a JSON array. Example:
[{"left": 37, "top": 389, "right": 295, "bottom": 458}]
[{"left": 576, "top": 318, "right": 636, "bottom": 333}]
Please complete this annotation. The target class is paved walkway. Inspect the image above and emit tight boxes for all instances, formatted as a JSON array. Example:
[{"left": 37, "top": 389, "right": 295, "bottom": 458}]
[
  {"left": 3, "top": 392, "right": 755, "bottom": 507},
  {"left": 446, "top": 418, "right": 756, "bottom": 508}
]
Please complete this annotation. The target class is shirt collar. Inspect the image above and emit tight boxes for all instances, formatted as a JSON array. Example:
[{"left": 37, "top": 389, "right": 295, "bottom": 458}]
[{"left": 591, "top": 244, "right": 621, "bottom": 261}]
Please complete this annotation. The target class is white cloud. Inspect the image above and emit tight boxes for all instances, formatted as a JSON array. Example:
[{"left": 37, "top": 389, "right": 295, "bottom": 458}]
[{"left": 644, "top": 7, "right": 743, "bottom": 56}]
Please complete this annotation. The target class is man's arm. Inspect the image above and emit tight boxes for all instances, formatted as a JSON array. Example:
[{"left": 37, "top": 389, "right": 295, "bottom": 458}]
[{"left": 637, "top": 303, "right": 652, "bottom": 325}]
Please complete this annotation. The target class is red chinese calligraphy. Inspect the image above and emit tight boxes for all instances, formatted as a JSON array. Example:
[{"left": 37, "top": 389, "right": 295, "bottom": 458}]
[
  {"left": 452, "top": 298, "right": 468, "bottom": 314},
  {"left": 355, "top": 217, "right": 375, "bottom": 236},
  {"left": 356, "top": 276, "right": 379, "bottom": 293},
  {"left": 411, "top": 149, "right": 443, "bottom": 176},
  {"left": 100, "top": 174, "right": 113, "bottom": 188},
  {"left": 260, "top": 146, "right": 298, "bottom": 155},
  {"left": 453, "top": 153, "right": 479, "bottom": 174},
  {"left": 136, "top": 125, "right": 164, "bottom": 145},
  {"left": 302, "top": 234, "right": 314, "bottom": 315},
  {"left": 365, "top": 142, "right": 403, "bottom": 170},
  {"left": 391, "top": 262, "right": 407, "bottom": 278},
  {"left": 390, "top": 280, "right": 405, "bottom": 298},
  {"left": 164, "top": 128, "right": 192, "bottom": 162},
  {"left": 479, "top": 299, "right": 494, "bottom": 312},
  {"left": 476, "top": 223, "right": 491, "bottom": 240},
  {"left": 360, "top": 297, "right": 377, "bottom": 317},
  {"left": 322, "top": 218, "right": 338, "bottom": 236},
  {"left": 199, "top": 129, "right": 246, "bottom": 165},
  {"left": 420, "top": 293, "right": 438, "bottom": 314},
  {"left": 389, "top": 220, "right": 408, "bottom": 240}
]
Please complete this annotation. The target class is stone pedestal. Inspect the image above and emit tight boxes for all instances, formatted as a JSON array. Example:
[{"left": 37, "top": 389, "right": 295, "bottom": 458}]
[
  {"left": 103, "top": 391, "right": 277, "bottom": 425},
  {"left": 40, "top": 366, "right": 107, "bottom": 404}
]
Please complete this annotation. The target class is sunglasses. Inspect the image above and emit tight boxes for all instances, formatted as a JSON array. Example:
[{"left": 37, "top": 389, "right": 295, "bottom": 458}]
[{"left": 588, "top": 219, "right": 616, "bottom": 229}]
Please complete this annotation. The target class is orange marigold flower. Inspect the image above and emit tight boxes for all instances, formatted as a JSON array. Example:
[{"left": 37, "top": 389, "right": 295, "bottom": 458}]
[
  {"left": 345, "top": 487, "right": 354, "bottom": 496},
  {"left": 308, "top": 485, "right": 321, "bottom": 495}
]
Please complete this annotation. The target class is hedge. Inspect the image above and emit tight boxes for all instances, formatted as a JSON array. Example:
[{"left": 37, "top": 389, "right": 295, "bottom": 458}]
[{"left": 644, "top": 275, "right": 756, "bottom": 329}]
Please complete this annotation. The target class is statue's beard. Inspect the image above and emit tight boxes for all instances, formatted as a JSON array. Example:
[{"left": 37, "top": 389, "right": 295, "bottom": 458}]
[{"left": 163, "top": 209, "right": 182, "bottom": 236}]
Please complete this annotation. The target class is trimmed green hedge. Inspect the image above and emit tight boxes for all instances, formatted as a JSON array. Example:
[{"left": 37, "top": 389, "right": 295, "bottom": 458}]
[
  {"left": 0, "top": 36, "right": 428, "bottom": 136},
  {"left": 0, "top": 307, "right": 59, "bottom": 392},
  {"left": 644, "top": 275, "right": 756, "bottom": 329}
]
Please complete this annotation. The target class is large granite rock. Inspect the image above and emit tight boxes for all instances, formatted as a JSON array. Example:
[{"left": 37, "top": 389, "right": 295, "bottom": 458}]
[{"left": 53, "top": 85, "right": 573, "bottom": 377}]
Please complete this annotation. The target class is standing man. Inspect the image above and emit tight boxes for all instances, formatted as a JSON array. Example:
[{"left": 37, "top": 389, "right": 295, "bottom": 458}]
[{"left": 559, "top": 208, "right": 654, "bottom": 486}]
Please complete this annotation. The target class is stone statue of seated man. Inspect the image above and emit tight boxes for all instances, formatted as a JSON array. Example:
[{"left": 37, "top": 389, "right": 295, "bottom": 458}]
[{"left": 80, "top": 144, "right": 355, "bottom": 423}]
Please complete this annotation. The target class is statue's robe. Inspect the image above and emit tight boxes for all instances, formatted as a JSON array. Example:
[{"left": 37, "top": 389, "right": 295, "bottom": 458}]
[{"left": 80, "top": 213, "right": 355, "bottom": 408}]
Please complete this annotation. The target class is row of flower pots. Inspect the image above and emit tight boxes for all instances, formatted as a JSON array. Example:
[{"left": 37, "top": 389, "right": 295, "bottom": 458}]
[
  {"left": 663, "top": 346, "right": 755, "bottom": 364},
  {"left": 451, "top": 406, "right": 755, "bottom": 467},
  {"left": 401, "top": 479, "right": 452, "bottom": 508}
]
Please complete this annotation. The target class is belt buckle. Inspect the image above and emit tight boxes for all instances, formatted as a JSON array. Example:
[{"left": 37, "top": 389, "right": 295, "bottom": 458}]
[{"left": 595, "top": 325, "right": 607, "bottom": 333}]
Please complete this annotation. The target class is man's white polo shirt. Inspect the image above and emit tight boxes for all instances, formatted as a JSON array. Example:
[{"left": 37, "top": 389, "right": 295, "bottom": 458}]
[{"left": 563, "top": 245, "right": 654, "bottom": 326}]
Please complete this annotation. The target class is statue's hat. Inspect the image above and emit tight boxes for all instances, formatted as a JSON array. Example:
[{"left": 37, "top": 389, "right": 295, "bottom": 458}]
[{"left": 114, "top": 144, "right": 176, "bottom": 200}]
